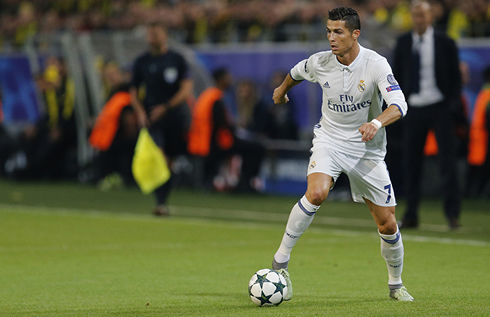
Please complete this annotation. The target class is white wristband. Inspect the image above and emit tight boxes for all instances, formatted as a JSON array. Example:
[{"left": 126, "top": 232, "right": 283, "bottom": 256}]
[{"left": 370, "top": 119, "right": 382, "bottom": 130}]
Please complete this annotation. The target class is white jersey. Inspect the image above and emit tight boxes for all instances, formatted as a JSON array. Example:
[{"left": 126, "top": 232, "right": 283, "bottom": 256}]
[{"left": 290, "top": 45, "right": 408, "bottom": 160}]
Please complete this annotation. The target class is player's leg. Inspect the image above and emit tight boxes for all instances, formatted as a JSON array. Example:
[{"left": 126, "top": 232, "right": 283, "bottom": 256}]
[
  {"left": 348, "top": 156, "right": 413, "bottom": 301},
  {"left": 272, "top": 172, "right": 332, "bottom": 300},
  {"left": 365, "top": 199, "right": 402, "bottom": 283},
  {"left": 272, "top": 128, "right": 339, "bottom": 300},
  {"left": 273, "top": 172, "right": 332, "bottom": 267},
  {"left": 364, "top": 199, "right": 413, "bottom": 301}
]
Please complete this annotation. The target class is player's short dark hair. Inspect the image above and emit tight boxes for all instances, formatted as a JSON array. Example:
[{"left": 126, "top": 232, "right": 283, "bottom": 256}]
[
  {"left": 212, "top": 67, "right": 229, "bottom": 83},
  {"left": 328, "top": 7, "right": 361, "bottom": 33}
]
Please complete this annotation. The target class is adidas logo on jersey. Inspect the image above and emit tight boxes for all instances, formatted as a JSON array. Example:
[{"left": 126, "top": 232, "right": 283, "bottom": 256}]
[{"left": 323, "top": 81, "right": 330, "bottom": 88}]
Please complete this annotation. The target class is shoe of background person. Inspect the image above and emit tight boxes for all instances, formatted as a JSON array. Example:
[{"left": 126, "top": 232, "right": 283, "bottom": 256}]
[
  {"left": 390, "top": 286, "right": 414, "bottom": 301},
  {"left": 153, "top": 205, "right": 170, "bottom": 217},
  {"left": 277, "top": 268, "right": 293, "bottom": 301},
  {"left": 397, "top": 218, "right": 419, "bottom": 229},
  {"left": 448, "top": 218, "right": 461, "bottom": 230}
]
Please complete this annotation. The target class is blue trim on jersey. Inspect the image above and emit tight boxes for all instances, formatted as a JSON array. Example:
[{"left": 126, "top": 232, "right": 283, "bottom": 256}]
[
  {"left": 380, "top": 231, "right": 401, "bottom": 244},
  {"left": 391, "top": 103, "right": 404, "bottom": 117},
  {"left": 289, "top": 70, "right": 303, "bottom": 82},
  {"left": 298, "top": 200, "right": 316, "bottom": 216}
]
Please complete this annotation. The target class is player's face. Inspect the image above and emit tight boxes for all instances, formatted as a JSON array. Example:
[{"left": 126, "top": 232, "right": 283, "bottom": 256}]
[
  {"left": 326, "top": 20, "right": 359, "bottom": 57},
  {"left": 411, "top": 3, "right": 432, "bottom": 35}
]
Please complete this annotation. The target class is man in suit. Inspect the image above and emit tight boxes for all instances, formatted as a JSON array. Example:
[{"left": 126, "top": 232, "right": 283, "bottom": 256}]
[{"left": 393, "top": 0, "right": 461, "bottom": 229}]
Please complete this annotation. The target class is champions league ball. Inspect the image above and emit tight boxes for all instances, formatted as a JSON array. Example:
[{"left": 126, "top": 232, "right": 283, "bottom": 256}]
[{"left": 248, "top": 269, "right": 288, "bottom": 306}]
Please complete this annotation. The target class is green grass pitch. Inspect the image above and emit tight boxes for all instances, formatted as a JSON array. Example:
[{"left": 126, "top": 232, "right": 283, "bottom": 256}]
[{"left": 0, "top": 180, "right": 489, "bottom": 316}]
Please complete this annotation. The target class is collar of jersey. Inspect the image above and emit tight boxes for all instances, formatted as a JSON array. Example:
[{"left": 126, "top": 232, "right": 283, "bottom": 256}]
[{"left": 334, "top": 45, "right": 365, "bottom": 72}]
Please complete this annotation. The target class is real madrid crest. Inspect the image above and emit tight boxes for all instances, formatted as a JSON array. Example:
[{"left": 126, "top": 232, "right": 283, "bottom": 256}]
[
  {"left": 358, "top": 80, "right": 365, "bottom": 92},
  {"left": 309, "top": 161, "right": 316, "bottom": 169}
]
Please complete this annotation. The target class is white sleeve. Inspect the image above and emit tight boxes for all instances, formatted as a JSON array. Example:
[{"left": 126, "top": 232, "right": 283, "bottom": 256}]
[
  {"left": 290, "top": 55, "right": 317, "bottom": 83},
  {"left": 375, "top": 58, "right": 408, "bottom": 117}
]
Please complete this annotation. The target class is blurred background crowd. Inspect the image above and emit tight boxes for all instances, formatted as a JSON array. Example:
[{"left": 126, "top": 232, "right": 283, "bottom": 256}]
[
  {"left": 1, "top": 0, "right": 490, "bottom": 50},
  {"left": 1, "top": 0, "right": 490, "bottom": 201}
]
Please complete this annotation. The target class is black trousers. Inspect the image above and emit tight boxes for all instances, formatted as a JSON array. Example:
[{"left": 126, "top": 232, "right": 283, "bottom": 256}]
[
  {"left": 149, "top": 105, "right": 190, "bottom": 206},
  {"left": 148, "top": 105, "right": 190, "bottom": 157},
  {"left": 403, "top": 102, "right": 461, "bottom": 221}
]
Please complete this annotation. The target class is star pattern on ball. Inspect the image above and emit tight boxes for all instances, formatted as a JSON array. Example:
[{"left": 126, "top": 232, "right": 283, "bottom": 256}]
[
  {"left": 272, "top": 281, "right": 286, "bottom": 295},
  {"left": 255, "top": 273, "right": 268, "bottom": 286}
]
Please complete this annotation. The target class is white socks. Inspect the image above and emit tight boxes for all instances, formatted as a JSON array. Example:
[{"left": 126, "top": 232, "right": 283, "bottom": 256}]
[
  {"left": 274, "top": 196, "right": 320, "bottom": 265},
  {"left": 274, "top": 195, "right": 404, "bottom": 287},
  {"left": 379, "top": 228, "right": 404, "bottom": 285}
]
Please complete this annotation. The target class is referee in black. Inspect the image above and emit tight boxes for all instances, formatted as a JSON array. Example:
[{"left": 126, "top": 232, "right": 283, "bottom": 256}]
[{"left": 130, "top": 22, "right": 193, "bottom": 216}]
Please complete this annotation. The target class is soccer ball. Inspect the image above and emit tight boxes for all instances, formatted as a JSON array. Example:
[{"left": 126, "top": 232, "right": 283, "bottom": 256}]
[{"left": 248, "top": 269, "right": 288, "bottom": 306}]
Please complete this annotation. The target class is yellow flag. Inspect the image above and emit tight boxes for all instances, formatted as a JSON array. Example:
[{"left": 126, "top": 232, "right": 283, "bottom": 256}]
[{"left": 132, "top": 128, "right": 171, "bottom": 194}]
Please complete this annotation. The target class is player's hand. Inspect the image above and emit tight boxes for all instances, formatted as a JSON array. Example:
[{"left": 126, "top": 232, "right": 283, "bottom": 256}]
[
  {"left": 273, "top": 88, "right": 289, "bottom": 104},
  {"left": 150, "top": 104, "right": 167, "bottom": 124},
  {"left": 358, "top": 122, "right": 379, "bottom": 142}
]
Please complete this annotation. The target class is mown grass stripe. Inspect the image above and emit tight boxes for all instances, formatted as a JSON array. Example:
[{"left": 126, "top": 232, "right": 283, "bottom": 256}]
[{"left": 1, "top": 203, "right": 487, "bottom": 248}]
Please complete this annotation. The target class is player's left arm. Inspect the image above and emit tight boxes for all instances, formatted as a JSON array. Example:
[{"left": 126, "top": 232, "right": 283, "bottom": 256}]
[
  {"left": 359, "top": 105, "right": 402, "bottom": 142},
  {"left": 359, "top": 58, "right": 408, "bottom": 142}
]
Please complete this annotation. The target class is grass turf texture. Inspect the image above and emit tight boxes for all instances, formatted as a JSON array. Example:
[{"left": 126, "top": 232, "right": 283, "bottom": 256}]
[{"left": 0, "top": 180, "right": 489, "bottom": 316}]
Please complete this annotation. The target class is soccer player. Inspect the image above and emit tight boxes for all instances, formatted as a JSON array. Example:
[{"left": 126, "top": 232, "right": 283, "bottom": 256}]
[
  {"left": 130, "top": 22, "right": 193, "bottom": 216},
  {"left": 271, "top": 7, "right": 414, "bottom": 301}
]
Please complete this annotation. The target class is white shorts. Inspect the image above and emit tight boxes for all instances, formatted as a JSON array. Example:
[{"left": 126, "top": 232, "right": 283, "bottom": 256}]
[{"left": 307, "top": 132, "right": 396, "bottom": 207}]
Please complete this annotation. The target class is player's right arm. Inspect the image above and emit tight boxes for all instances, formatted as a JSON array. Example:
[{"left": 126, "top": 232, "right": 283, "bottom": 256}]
[
  {"left": 273, "top": 73, "right": 301, "bottom": 104},
  {"left": 273, "top": 54, "right": 319, "bottom": 105}
]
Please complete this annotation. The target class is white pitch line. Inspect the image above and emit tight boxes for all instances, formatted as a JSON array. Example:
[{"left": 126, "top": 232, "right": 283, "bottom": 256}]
[
  {"left": 170, "top": 206, "right": 452, "bottom": 232},
  {"left": 0, "top": 203, "right": 488, "bottom": 247}
]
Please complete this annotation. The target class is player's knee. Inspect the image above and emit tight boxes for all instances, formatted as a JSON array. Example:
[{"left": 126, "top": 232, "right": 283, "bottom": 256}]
[
  {"left": 305, "top": 188, "right": 328, "bottom": 206},
  {"left": 378, "top": 218, "right": 398, "bottom": 235}
]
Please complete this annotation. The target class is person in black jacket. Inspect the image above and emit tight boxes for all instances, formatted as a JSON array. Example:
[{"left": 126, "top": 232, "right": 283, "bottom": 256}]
[
  {"left": 130, "top": 22, "right": 194, "bottom": 216},
  {"left": 392, "top": 0, "right": 462, "bottom": 229}
]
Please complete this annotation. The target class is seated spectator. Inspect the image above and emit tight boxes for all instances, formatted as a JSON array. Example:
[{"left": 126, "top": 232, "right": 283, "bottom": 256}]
[
  {"left": 1, "top": 0, "right": 490, "bottom": 48},
  {"left": 18, "top": 56, "right": 77, "bottom": 180},
  {"left": 102, "top": 61, "right": 131, "bottom": 99},
  {"left": 467, "top": 66, "right": 490, "bottom": 197},
  {"left": 0, "top": 90, "right": 16, "bottom": 177},
  {"left": 235, "top": 79, "right": 269, "bottom": 140},
  {"left": 188, "top": 68, "right": 265, "bottom": 192},
  {"left": 88, "top": 62, "right": 138, "bottom": 187}
]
